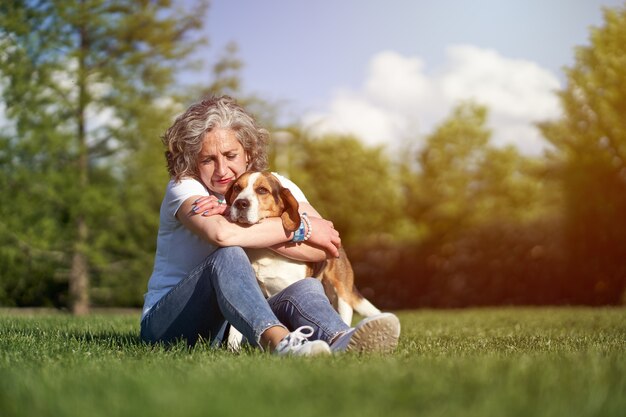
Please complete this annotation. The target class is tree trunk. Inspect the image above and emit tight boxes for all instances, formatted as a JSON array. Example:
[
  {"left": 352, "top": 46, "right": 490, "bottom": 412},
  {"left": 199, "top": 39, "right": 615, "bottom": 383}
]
[
  {"left": 69, "top": 216, "right": 89, "bottom": 315},
  {"left": 69, "top": 9, "right": 90, "bottom": 315}
]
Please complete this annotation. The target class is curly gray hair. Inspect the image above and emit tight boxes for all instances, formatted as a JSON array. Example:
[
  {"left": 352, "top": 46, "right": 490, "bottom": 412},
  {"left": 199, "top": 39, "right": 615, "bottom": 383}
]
[{"left": 162, "top": 96, "right": 269, "bottom": 181}]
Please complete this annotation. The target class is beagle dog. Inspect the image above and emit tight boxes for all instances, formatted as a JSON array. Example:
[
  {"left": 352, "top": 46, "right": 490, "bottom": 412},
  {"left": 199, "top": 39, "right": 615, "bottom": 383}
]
[{"left": 226, "top": 171, "right": 381, "bottom": 327}]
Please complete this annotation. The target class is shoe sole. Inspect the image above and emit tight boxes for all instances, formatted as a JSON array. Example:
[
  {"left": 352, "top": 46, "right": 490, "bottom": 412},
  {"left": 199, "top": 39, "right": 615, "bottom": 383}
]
[{"left": 345, "top": 313, "right": 400, "bottom": 354}]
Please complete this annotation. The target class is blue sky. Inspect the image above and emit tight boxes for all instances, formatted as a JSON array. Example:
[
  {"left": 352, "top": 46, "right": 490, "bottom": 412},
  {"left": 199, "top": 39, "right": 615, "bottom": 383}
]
[
  {"left": 206, "top": 1, "right": 616, "bottom": 106},
  {"left": 196, "top": 0, "right": 624, "bottom": 154},
  {"left": 1, "top": 1, "right": 622, "bottom": 154}
]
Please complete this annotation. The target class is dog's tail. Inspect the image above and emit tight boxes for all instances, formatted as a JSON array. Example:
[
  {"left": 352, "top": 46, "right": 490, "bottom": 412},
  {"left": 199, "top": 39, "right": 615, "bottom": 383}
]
[
  {"left": 350, "top": 285, "right": 381, "bottom": 317},
  {"left": 321, "top": 247, "right": 382, "bottom": 325}
]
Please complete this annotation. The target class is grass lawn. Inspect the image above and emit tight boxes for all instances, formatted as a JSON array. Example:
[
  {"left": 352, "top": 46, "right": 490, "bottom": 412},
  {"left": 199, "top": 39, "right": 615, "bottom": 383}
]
[{"left": 0, "top": 307, "right": 624, "bottom": 417}]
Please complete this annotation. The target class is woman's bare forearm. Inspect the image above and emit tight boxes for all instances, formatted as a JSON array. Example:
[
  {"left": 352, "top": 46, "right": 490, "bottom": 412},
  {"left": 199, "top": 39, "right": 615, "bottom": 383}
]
[{"left": 268, "top": 242, "right": 328, "bottom": 262}]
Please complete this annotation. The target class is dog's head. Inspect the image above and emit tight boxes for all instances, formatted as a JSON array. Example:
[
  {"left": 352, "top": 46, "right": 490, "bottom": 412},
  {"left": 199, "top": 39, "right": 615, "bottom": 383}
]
[{"left": 225, "top": 171, "right": 301, "bottom": 232}]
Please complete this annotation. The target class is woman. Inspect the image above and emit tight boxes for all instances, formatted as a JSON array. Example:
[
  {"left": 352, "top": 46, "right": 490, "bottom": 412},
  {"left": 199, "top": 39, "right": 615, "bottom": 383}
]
[{"left": 140, "top": 96, "right": 400, "bottom": 356}]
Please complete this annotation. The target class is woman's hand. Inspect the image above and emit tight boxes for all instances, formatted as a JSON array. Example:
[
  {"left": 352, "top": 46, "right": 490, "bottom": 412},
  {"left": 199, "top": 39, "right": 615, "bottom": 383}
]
[
  {"left": 189, "top": 195, "right": 228, "bottom": 217},
  {"left": 306, "top": 216, "right": 341, "bottom": 258}
]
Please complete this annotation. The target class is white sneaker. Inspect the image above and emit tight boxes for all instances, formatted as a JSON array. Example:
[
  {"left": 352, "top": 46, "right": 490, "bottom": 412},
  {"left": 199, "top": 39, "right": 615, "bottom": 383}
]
[
  {"left": 330, "top": 313, "right": 400, "bottom": 354},
  {"left": 273, "top": 326, "right": 331, "bottom": 357}
]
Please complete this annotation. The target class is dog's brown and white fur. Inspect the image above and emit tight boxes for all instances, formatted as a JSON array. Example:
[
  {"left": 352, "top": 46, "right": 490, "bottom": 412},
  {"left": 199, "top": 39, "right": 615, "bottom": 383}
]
[{"left": 226, "top": 171, "right": 381, "bottom": 331}]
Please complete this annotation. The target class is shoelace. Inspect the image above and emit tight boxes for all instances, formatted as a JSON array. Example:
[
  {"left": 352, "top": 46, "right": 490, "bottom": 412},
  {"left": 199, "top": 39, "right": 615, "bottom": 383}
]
[{"left": 280, "top": 325, "right": 314, "bottom": 349}]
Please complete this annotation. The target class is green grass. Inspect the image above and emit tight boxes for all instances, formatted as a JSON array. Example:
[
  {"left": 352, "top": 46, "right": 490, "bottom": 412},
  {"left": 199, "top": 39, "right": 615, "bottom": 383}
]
[{"left": 1, "top": 308, "right": 624, "bottom": 417}]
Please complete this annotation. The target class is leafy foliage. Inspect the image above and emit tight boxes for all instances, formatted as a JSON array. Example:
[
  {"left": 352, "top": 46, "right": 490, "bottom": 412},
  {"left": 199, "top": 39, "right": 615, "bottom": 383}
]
[
  {"left": 406, "top": 101, "right": 558, "bottom": 244},
  {"left": 2, "top": 2, "right": 626, "bottom": 309},
  {"left": 539, "top": 5, "right": 626, "bottom": 304},
  {"left": 0, "top": 0, "right": 208, "bottom": 309},
  {"left": 278, "top": 131, "right": 404, "bottom": 246}
]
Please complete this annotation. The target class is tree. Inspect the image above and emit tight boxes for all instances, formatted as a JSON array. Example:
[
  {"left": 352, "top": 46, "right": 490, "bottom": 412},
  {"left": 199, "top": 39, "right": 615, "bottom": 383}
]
[
  {"left": 538, "top": 5, "right": 626, "bottom": 304},
  {"left": 473, "top": 146, "right": 560, "bottom": 224},
  {"left": 347, "top": 101, "right": 565, "bottom": 309},
  {"left": 408, "top": 102, "right": 492, "bottom": 242},
  {"left": 203, "top": 41, "right": 244, "bottom": 99},
  {"left": 202, "top": 41, "right": 283, "bottom": 130},
  {"left": 0, "top": 0, "right": 208, "bottom": 313},
  {"left": 280, "top": 131, "right": 404, "bottom": 247},
  {"left": 406, "top": 101, "right": 558, "bottom": 244}
]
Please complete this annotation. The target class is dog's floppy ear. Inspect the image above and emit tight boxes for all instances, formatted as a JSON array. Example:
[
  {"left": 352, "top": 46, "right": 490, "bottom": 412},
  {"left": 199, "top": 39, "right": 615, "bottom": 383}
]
[{"left": 279, "top": 187, "right": 301, "bottom": 232}]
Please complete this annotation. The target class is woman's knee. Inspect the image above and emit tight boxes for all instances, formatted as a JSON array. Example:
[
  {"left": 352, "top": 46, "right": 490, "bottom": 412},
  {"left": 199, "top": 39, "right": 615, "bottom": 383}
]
[
  {"left": 209, "top": 246, "right": 249, "bottom": 269},
  {"left": 206, "top": 246, "right": 256, "bottom": 284},
  {"left": 287, "top": 277, "right": 325, "bottom": 295},
  {"left": 213, "top": 246, "right": 247, "bottom": 260}
]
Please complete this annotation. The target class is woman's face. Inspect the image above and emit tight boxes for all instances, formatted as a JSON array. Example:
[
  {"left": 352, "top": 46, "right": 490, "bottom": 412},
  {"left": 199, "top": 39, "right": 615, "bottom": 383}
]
[{"left": 197, "top": 128, "right": 249, "bottom": 195}]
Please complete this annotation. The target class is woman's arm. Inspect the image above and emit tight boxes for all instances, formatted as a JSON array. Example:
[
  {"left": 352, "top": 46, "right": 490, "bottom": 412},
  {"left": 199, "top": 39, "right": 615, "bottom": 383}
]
[
  {"left": 267, "top": 243, "right": 328, "bottom": 262},
  {"left": 178, "top": 195, "right": 341, "bottom": 257}
]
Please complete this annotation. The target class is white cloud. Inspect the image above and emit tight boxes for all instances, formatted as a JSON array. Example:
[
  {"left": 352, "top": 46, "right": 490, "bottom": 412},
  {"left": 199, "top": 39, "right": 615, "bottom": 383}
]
[
  {"left": 303, "top": 45, "right": 562, "bottom": 155},
  {"left": 305, "top": 91, "right": 408, "bottom": 145}
]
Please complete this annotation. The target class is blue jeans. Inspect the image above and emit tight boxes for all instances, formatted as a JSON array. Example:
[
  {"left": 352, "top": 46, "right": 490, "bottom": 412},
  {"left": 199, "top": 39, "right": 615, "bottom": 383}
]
[{"left": 140, "top": 246, "right": 349, "bottom": 348}]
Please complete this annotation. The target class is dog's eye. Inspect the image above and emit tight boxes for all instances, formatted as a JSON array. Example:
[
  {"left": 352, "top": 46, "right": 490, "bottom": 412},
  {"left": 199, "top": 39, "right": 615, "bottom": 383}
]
[
  {"left": 256, "top": 187, "right": 269, "bottom": 195},
  {"left": 233, "top": 184, "right": 242, "bottom": 193}
]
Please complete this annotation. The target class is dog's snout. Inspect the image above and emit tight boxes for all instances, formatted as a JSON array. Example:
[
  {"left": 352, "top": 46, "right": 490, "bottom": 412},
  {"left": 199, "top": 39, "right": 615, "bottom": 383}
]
[{"left": 234, "top": 199, "right": 250, "bottom": 211}]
